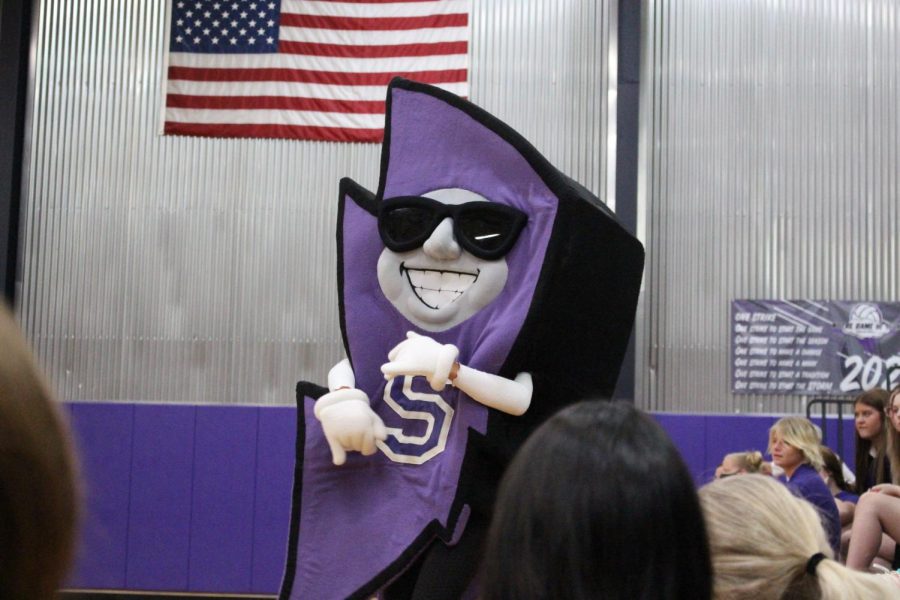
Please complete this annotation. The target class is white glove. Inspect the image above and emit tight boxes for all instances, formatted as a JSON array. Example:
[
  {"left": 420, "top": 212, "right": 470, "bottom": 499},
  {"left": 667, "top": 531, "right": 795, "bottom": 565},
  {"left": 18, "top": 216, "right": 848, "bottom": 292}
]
[
  {"left": 314, "top": 388, "right": 387, "bottom": 466},
  {"left": 327, "top": 358, "right": 356, "bottom": 392},
  {"left": 381, "top": 331, "right": 459, "bottom": 391}
]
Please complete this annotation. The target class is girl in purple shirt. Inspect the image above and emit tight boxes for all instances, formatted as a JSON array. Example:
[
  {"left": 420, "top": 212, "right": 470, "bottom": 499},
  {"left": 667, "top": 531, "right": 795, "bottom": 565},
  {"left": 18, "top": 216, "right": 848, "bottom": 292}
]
[{"left": 769, "top": 417, "right": 842, "bottom": 558}]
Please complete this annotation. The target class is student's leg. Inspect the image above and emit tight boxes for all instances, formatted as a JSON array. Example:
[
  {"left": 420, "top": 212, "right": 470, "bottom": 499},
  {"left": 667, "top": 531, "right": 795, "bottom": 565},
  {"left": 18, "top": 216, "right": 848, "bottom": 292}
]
[{"left": 846, "top": 493, "right": 900, "bottom": 570}]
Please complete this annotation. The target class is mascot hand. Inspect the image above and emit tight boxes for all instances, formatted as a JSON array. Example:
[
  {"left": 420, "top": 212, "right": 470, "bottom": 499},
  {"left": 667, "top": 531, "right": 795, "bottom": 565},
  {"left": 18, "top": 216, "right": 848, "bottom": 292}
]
[
  {"left": 314, "top": 388, "right": 387, "bottom": 466},
  {"left": 381, "top": 331, "right": 459, "bottom": 391}
]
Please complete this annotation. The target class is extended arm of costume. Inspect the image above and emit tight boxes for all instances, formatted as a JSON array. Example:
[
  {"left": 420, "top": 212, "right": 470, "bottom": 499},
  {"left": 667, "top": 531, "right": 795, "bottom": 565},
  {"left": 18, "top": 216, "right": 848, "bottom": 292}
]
[
  {"left": 314, "top": 358, "right": 387, "bottom": 466},
  {"left": 381, "top": 332, "right": 532, "bottom": 416}
]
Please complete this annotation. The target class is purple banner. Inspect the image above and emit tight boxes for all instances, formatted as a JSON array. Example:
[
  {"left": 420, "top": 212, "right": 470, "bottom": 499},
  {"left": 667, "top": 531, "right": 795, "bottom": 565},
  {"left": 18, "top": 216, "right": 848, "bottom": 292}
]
[{"left": 731, "top": 300, "right": 900, "bottom": 395}]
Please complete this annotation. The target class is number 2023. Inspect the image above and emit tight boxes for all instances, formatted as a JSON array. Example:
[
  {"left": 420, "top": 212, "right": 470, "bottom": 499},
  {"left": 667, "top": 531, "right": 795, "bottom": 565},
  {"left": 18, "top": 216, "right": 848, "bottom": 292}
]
[{"left": 840, "top": 355, "right": 900, "bottom": 392}]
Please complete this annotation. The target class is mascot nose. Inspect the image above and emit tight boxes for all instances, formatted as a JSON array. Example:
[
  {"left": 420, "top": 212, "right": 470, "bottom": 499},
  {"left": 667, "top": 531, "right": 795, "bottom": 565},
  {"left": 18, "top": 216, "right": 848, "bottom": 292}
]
[{"left": 423, "top": 217, "right": 462, "bottom": 260}]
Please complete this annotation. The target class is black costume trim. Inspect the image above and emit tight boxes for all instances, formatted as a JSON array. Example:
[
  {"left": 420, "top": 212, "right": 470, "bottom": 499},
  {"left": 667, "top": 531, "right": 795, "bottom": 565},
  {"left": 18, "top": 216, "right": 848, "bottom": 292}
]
[{"left": 278, "top": 381, "right": 324, "bottom": 600}]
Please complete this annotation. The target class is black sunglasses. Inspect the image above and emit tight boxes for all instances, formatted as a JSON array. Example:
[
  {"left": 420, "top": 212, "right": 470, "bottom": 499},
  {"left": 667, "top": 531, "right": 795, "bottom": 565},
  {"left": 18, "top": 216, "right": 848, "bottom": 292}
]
[{"left": 378, "top": 195, "right": 527, "bottom": 261}]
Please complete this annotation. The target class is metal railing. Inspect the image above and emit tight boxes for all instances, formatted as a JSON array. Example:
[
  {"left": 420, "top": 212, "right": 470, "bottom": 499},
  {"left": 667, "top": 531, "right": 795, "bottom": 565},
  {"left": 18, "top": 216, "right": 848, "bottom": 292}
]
[{"left": 805, "top": 397, "right": 856, "bottom": 461}]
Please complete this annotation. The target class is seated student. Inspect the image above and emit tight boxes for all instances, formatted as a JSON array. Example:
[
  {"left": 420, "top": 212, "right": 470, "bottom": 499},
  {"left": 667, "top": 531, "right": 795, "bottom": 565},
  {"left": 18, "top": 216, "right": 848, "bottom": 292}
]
[
  {"left": 845, "top": 483, "right": 900, "bottom": 571},
  {"left": 715, "top": 450, "right": 772, "bottom": 479},
  {"left": 809, "top": 423, "right": 856, "bottom": 488},
  {"left": 885, "top": 385, "right": 900, "bottom": 570},
  {"left": 886, "top": 385, "right": 900, "bottom": 480},
  {"left": 819, "top": 445, "right": 881, "bottom": 564},
  {"left": 481, "top": 400, "right": 711, "bottom": 600},
  {"left": 852, "top": 388, "right": 891, "bottom": 495},
  {"left": 820, "top": 446, "right": 858, "bottom": 526},
  {"left": 769, "top": 417, "right": 842, "bottom": 558},
  {"left": 841, "top": 388, "right": 900, "bottom": 571},
  {"left": 0, "top": 303, "right": 80, "bottom": 599},
  {"left": 700, "top": 474, "right": 897, "bottom": 598}
]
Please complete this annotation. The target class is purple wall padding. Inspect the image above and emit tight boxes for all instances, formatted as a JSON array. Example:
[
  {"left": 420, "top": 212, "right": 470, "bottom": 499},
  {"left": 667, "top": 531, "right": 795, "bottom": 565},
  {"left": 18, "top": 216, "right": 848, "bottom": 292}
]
[
  {"left": 810, "top": 405, "right": 858, "bottom": 462},
  {"left": 700, "top": 414, "right": 778, "bottom": 483},
  {"left": 126, "top": 404, "right": 195, "bottom": 591},
  {"left": 68, "top": 403, "right": 135, "bottom": 589},
  {"left": 653, "top": 413, "right": 857, "bottom": 486},
  {"left": 652, "top": 414, "right": 706, "bottom": 485},
  {"left": 64, "top": 404, "right": 857, "bottom": 594},
  {"left": 252, "top": 407, "right": 297, "bottom": 593},
  {"left": 189, "top": 406, "right": 259, "bottom": 593}
]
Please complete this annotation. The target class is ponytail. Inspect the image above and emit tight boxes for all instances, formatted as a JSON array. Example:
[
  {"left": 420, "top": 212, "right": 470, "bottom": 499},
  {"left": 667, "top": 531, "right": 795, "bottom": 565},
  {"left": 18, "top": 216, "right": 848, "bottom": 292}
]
[{"left": 700, "top": 475, "right": 895, "bottom": 600}]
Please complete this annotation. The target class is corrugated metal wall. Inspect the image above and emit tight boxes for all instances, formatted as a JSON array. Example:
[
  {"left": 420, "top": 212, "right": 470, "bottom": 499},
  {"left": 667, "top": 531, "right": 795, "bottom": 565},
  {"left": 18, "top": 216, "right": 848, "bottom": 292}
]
[
  {"left": 637, "top": 0, "right": 900, "bottom": 414},
  {"left": 17, "top": 0, "right": 616, "bottom": 404}
]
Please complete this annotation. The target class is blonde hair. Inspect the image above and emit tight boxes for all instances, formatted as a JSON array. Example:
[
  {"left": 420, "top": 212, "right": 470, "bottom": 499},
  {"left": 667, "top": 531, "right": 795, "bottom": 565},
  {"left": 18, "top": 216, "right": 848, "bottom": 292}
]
[
  {"left": 724, "top": 450, "right": 770, "bottom": 475},
  {"left": 0, "top": 303, "right": 80, "bottom": 598},
  {"left": 768, "top": 417, "right": 824, "bottom": 471},
  {"left": 700, "top": 475, "right": 895, "bottom": 599}
]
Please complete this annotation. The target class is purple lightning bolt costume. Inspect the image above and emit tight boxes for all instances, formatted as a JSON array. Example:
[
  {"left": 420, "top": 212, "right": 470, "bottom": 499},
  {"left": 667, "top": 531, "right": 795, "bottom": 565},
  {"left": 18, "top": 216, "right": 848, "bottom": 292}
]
[{"left": 280, "top": 79, "right": 644, "bottom": 600}]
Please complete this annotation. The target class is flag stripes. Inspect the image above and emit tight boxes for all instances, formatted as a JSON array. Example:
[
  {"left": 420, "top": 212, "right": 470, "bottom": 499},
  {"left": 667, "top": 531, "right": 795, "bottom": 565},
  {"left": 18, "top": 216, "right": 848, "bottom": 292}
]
[
  {"left": 163, "top": 0, "right": 470, "bottom": 142},
  {"left": 167, "top": 94, "right": 385, "bottom": 113},
  {"left": 278, "top": 25, "right": 468, "bottom": 44},
  {"left": 166, "top": 79, "right": 467, "bottom": 101},
  {"left": 280, "top": 14, "right": 468, "bottom": 30},
  {"left": 167, "top": 51, "right": 468, "bottom": 72},
  {"left": 276, "top": 40, "right": 466, "bottom": 58},
  {"left": 167, "top": 66, "right": 467, "bottom": 85},
  {"left": 165, "top": 122, "right": 384, "bottom": 142}
]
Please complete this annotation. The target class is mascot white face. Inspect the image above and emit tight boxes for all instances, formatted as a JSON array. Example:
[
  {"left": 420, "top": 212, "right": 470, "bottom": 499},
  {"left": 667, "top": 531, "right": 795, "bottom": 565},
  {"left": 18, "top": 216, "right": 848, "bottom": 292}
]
[{"left": 377, "top": 188, "right": 511, "bottom": 332}]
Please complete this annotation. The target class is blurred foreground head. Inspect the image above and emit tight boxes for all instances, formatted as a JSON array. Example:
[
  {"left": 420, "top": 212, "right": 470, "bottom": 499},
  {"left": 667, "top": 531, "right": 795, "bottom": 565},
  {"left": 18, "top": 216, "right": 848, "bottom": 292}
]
[
  {"left": 0, "top": 303, "right": 80, "bottom": 599},
  {"left": 482, "top": 400, "right": 711, "bottom": 600},
  {"left": 700, "top": 474, "right": 895, "bottom": 599}
]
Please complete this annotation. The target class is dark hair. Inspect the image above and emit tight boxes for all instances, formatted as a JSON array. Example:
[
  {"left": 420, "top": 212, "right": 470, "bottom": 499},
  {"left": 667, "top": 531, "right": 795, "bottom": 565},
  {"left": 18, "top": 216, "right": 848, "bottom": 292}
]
[
  {"left": 853, "top": 388, "right": 890, "bottom": 494},
  {"left": 819, "top": 446, "right": 852, "bottom": 493},
  {"left": 481, "top": 401, "right": 712, "bottom": 600},
  {"left": 0, "top": 303, "right": 80, "bottom": 599}
]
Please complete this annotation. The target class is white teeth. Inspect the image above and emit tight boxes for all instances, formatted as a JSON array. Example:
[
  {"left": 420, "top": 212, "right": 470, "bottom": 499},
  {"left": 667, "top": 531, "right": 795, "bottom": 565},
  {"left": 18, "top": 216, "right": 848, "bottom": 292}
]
[
  {"left": 403, "top": 266, "right": 478, "bottom": 310},
  {"left": 420, "top": 270, "right": 442, "bottom": 290},
  {"left": 419, "top": 288, "right": 462, "bottom": 308},
  {"left": 448, "top": 271, "right": 477, "bottom": 288}
]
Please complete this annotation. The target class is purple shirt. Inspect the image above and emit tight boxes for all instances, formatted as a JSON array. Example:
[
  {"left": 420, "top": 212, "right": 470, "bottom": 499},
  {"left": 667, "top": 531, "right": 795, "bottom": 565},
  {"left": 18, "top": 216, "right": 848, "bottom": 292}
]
[
  {"left": 779, "top": 463, "right": 842, "bottom": 556},
  {"left": 836, "top": 490, "right": 859, "bottom": 504}
]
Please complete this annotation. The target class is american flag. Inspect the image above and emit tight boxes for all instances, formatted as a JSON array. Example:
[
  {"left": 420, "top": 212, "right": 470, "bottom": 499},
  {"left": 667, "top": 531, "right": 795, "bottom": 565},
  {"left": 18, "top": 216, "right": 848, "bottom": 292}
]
[{"left": 163, "top": 0, "right": 470, "bottom": 142}]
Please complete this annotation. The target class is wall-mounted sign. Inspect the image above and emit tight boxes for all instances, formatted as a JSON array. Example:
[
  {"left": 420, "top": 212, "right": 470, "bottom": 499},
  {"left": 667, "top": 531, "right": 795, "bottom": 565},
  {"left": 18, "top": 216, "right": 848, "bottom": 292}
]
[{"left": 731, "top": 300, "right": 900, "bottom": 395}]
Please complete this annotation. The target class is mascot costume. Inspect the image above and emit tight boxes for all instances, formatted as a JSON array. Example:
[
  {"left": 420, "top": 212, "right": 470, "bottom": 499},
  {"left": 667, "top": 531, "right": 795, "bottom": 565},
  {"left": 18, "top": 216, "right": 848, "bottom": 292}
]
[{"left": 280, "top": 78, "right": 644, "bottom": 599}]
